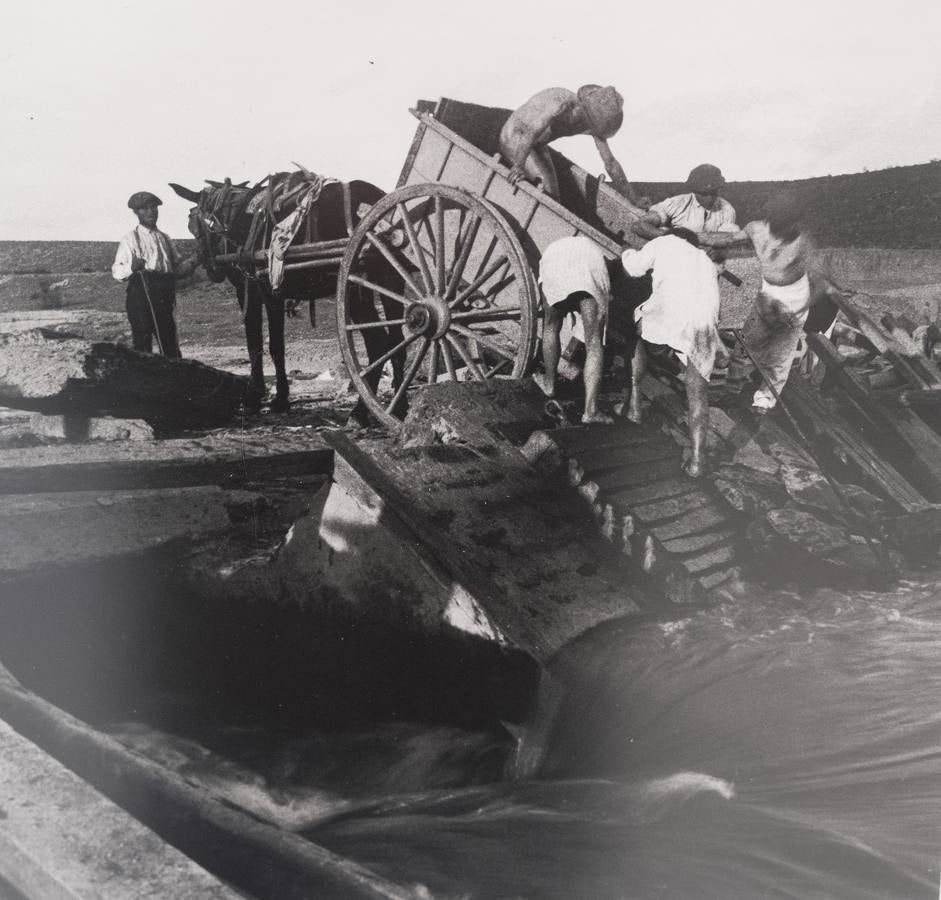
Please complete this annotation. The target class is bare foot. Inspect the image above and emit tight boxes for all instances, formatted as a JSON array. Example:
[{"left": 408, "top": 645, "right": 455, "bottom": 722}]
[
  {"left": 581, "top": 411, "right": 615, "bottom": 425},
  {"left": 626, "top": 405, "right": 643, "bottom": 425},
  {"left": 532, "top": 372, "right": 555, "bottom": 398},
  {"left": 683, "top": 457, "right": 704, "bottom": 478}
]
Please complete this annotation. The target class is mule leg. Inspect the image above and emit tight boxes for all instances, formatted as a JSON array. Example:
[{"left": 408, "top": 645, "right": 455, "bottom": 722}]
[
  {"left": 241, "top": 280, "right": 266, "bottom": 406},
  {"left": 348, "top": 283, "right": 394, "bottom": 427},
  {"left": 267, "top": 293, "right": 290, "bottom": 412}
]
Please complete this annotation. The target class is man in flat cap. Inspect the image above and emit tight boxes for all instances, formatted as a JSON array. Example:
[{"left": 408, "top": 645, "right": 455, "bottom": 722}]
[
  {"left": 112, "top": 191, "right": 198, "bottom": 357},
  {"left": 632, "top": 164, "right": 739, "bottom": 241},
  {"left": 499, "top": 85, "right": 642, "bottom": 204}
]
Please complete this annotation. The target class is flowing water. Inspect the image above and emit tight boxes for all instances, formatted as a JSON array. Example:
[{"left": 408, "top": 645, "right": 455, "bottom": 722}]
[{"left": 100, "top": 571, "right": 941, "bottom": 899}]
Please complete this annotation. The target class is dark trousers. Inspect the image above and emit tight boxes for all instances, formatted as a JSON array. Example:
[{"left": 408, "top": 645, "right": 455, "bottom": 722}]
[{"left": 126, "top": 272, "right": 180, "bottom": 357}]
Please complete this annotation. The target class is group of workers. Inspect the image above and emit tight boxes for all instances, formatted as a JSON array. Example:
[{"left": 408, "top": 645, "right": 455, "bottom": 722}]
[
  {"left": 504, "top": 84, "right": 828, "bottom": 477},
  {"left": 112, "top": 83, "right": 830, "bottom": 476}
]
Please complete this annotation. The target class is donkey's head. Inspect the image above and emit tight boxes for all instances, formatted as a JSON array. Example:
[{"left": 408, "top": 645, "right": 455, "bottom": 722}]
[{"left": 170, "top": 180, "right": 256, "bottom": 283}]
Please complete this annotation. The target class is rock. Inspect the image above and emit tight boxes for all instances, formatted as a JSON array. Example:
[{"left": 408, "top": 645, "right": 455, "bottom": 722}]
[{"left": 29, "top": 413, "right": 155, "bottom": 442}]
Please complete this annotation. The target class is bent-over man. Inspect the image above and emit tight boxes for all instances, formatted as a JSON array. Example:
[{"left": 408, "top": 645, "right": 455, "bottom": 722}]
[
  {"left": 499, "top": 85, "right": 641, "bottom": 204},
  {"left": 112, "top": 191, "right": 198, "bottom": 357},
  {"left": 535, "top": 235, "right": 617, "bottom": 424},
  {"left": 621, "top": 229, "right": 723, "bottom": 477}
]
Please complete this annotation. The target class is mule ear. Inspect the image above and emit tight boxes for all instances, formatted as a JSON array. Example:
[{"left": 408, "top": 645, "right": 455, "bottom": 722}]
[{"left": 169, "top": 183, "right": 202, "bottom": 203}]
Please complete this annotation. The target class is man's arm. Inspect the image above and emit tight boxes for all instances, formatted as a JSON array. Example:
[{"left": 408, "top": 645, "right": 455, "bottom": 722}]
[
  {"left": 695, "top": 228, "right": 750, "bottom": 248},
  {"left": 632, "top": 210, "right": 668, "bottom": 241},
  {"left": 593, "top": 136, "right": 642, "bottom": 206},
  {"left": 111, "top": 237, "right": 144, "bottom": 281}
]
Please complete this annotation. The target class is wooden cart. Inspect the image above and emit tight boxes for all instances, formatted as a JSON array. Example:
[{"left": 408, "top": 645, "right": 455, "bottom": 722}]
[{"left": 332, "top": 97, "right": 676, "bottom": 429}]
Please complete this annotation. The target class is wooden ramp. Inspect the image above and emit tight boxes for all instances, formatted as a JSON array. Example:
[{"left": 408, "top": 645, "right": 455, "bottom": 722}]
[{"left": 522, "top": 422, "right": 743, "bottom": 603}]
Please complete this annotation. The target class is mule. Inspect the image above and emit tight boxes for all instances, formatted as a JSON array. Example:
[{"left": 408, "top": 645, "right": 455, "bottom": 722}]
[{"left": 170, "top": 175, "right": 405, "bottom": 417}]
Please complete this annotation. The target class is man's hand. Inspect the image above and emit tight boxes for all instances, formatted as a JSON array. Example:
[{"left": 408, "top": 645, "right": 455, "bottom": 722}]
[
  {"left": 131, "top": 258, "right": 146, "bottom": 273},
  {"left": 506, "top": 164, "right": 526, "bottom": 186}
]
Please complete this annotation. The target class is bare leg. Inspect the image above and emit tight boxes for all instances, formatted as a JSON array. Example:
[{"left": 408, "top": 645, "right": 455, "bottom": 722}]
[
  {"left": 533, "top": 302, "right": 562, "bottom": 398},
  {"left": 626, "top": 339, "right": 647, "bottom": 423},
  {"left": 579, "top": 296, "right": 613, "bottom": 424},
  {"left": 685, "top": 366, "right": 710, "bottom": 478},
  {"left": 524, "top": 146, "right": 561, "bottom": 199}
]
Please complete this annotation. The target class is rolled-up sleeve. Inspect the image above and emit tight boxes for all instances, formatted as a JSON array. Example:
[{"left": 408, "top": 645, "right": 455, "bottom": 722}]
[{"left": 111, "top": 238, "right": 134, "bottom": 282}]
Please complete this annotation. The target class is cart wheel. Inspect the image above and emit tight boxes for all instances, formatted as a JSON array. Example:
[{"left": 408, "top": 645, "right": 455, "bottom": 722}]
[{"left": 336, "top": 183, "right": 538, "bottom": 430}]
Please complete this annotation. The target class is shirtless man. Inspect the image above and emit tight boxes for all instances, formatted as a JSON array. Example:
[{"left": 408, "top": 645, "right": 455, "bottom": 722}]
[
  {"left": 499, "top": 85, "right": 641, "bottom": 204},
  {"left": 708, "top": 193, "right": 814, "bottom": 411}
]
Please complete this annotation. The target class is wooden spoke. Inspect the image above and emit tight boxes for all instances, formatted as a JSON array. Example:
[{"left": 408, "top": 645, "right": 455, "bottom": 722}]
[
  {"left": 435, "top": 194, "right": 446, "bottom": 295},
  {"left": 428, "top": 339, "right": 440, "bottom": 385},
  {"left": 450, "top": 255, "right": 509, "bottom": 309},
  {"left": 365, "top": 232, "right": 424, "bottom": 298},
  {"left": 345, "top": 317, "right": 408, "bottom": 332},
  {"left": 451, "top": 323, "right": 516, "bottom": 361},
  {"left": 441, "top": 338, "right": 457, "bottom": 382},
  {"left": 348, "top": 274, "right": 410, "bottom": 307},
  {"left": 469, "top": 234, "right": 497, "bottom": 287},
  {"left": 421, "top": 215, "right": 437, "bottom": 271},
  {"left": 387, "top": 337, "right": 429, "bottom": 415},
  {"left": 444, "top": 215, "right": 483, "bottom": 303},
  {"left": 450, "top": 307, "right": 522, "bottom": 322},
  {"left": 396, "top": 202, "right": 434, "bottom": 295},
  {"left": 360, "top": 331, "right": 421, "bottom": 379},
  {"left": 485, "top": 358, "right": 513, "bottom": 378},
  {"left": 480, "top": 271, "right": 516, "bottom": 300},
  {"left": 446, "top": 333, "right": 484, "bottom": 380}
]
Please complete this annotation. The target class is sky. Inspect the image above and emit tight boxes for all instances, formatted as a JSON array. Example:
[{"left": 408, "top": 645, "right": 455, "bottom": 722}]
[{"left": 1, "top": 0, "right": 939, "bottom": 240}]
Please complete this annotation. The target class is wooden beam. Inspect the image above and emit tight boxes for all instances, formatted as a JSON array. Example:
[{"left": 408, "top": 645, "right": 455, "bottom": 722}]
[
  {"left": 0, "top": 660, "right": 414, "bottom": 900},
  {"left": 0, "top": 433, "right": 333, "bottom": 494},
  {"left": 785, "top": 378, "right": 929, "bottom": 512}
]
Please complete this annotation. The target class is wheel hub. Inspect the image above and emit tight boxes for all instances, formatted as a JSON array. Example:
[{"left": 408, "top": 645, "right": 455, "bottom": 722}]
[{"left": 405, "top": 295, "right": 451, "bottom": 339}]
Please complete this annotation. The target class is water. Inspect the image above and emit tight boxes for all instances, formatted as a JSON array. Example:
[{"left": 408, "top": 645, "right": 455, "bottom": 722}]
[{"left": 103, "top": 572, "right": 941, "bottom": 898}]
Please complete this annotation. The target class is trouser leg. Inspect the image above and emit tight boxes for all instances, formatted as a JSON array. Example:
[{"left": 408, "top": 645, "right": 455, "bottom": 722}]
[
  {"left": 741, "top": 304, "right": 806, "bottom": 409},
  {"left": 125, "top": 286, "right": 153, "bottom": 353}
]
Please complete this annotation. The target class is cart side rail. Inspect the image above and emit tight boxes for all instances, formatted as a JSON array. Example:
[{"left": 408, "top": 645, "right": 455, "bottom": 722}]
[{"left": 398, "top": 108, "right": 625, "bottom": 261}]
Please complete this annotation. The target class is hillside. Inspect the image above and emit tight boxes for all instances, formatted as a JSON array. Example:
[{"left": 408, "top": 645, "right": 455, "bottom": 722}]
[
  {"left": 0, "top": 240, "right": 196, "bottom": 275},
  {"left": 637, "top": 160, "right": 941, "bottom": 249}
]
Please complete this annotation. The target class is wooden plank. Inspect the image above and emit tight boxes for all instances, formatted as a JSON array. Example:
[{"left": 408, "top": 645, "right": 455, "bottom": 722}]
[
  {"left": 544, "top": 423, "right": 676, "bottom": 455},
  {"left": 697, "top": 566, "right": 741, "bottom": 590},
  {"left": 574, "top": 437, "right": 680, "bottom": 474},
  {"left": 648, "top": 502, "right": 730, "bottom": 541},
  {"left": 607, "top": 477, "right": 699, "bottom": 507},
  {"left": 678, "top": 542, "right": 738, "bottom": 574},
  {"left": 0, "top": 487, "right": 245, "bottom": 580},
  {"left": 0, "top": 661, "right": 414, "bottom": 900},
  {"left": 594, "top": 457, "right": 685, "bottom": 491},
  {"left": 785, "top": 378, "right": 929, "bottom": 512},
  {"left": 0, "top": 718, "right": 242, "bottom": 900},
  {"left": 0, "top": 434, "right": 333, "bottom": 494},
  {"left": 661, "top": 528, "right": 738, "bottom": 555},
  {"left": 631, "top": 491, "right": 712, "bottom": 524}
]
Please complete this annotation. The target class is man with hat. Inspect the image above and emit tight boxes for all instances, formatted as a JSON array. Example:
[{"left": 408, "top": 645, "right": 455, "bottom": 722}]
[
  {"left": 498, "top": 85, "right": 642, "bottom": 203},
  {"left": 632, "top": 164, "right": 739, "bottom": 241},
  {"left": 111, "top": 191, "right": 198, "bottom": 357}
]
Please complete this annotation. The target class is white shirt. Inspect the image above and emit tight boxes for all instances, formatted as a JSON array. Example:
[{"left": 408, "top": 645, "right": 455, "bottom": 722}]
[
  {"left": 648, "top": 192, "right": 739, "bottom": 233},
  {"left": 621, "top": 235, "right": 722, "bottom": 379},
  {"left": 112, "top": 225, "right": 179, "bottom": 282}
]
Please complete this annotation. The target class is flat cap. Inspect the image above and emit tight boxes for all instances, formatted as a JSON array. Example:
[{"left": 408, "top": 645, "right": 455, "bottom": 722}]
[
  {"left": 686, "top": 164, "right": 725, "bottom": 193},
  {"left": 127, "top": 191, "right": 163, "bottom": 210},
  {"left": 577, "top": 84, "right": 624, "bottom": 139}
]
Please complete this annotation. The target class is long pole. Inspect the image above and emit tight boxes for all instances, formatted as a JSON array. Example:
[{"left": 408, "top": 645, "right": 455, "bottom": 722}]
[
  {"left": 138, "top": 270, "right": 165, "bottom": 356},
  {"left": 731, "top": 327, "right": 894, "bottom": 570}
]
